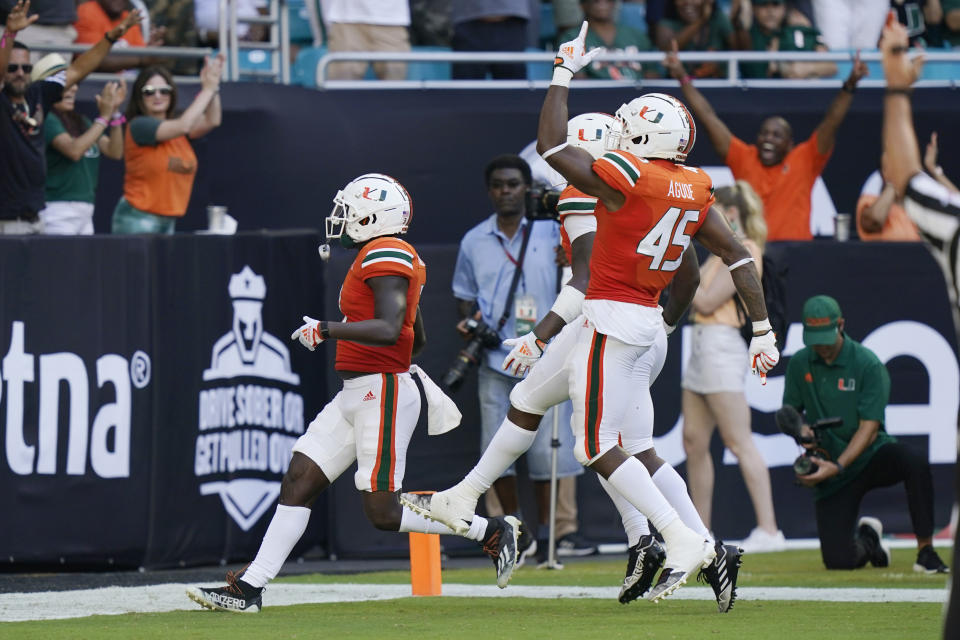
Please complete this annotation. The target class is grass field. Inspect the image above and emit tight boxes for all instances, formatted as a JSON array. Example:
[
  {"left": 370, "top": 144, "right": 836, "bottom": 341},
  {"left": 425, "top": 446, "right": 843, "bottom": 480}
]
[{"left": 0, "top": 547, "right": 950, "bottom": 640}]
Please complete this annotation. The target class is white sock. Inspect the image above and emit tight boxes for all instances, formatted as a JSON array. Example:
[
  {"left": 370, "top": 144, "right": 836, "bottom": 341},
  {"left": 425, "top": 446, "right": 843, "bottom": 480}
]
[
  {"left": 652, "top": 464, "right": 712, "bottom": 541},
  {"left": 598, "top": 475, "right": 649, "bottom": 546},
  {"left": 241, "top": 504, "right": 311, "bottom": 588},
  {"left": 462, "top": 419, "right": 538, "bottom": 496},
  {"left": 399, "top": 507, "right": 489, "bottom": 541},
  {"left": 605, "top": 457, "right": 677, "bottom": 531}
]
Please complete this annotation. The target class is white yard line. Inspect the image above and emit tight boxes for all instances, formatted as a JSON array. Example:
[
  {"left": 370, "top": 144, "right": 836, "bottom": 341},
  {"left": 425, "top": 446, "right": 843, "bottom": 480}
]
[{"left": 0, "top": 583, "right": 948, "bottom": 622}]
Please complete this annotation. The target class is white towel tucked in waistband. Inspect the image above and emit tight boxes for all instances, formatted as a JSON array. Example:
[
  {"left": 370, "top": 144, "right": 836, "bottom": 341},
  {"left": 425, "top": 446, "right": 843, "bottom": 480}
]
[{"left": 409, "top": 365, "right": 462, "bottom": 436}]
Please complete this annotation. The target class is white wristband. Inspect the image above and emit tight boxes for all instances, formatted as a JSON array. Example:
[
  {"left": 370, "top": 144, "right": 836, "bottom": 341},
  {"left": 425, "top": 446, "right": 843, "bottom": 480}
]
[
  {"left": 541, "top": 142, "right": 569, "bottom": 160},
  {"left": 727, "top": 257, "right": 755, "bottom": 272},
  {"left": 752, "top": 319, "right": 772, "bottom": 334},
  {"left": 551, "top": 66, "right": 573, "bottom": 88},
  {"left": 550, "top": 285, "right": 585, "bottom": 324}
]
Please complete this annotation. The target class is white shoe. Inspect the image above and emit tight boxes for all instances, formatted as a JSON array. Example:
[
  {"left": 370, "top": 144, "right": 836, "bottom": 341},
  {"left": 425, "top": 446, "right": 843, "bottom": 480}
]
[
  {"left": 429, "top": 483, "right": 480, "bottom": 536},
  {"left": 739, "top": 527, "right": 787, "bottom": 553},
  {"left": 648, "top": 522, "right": 716, "bottom": 603}
]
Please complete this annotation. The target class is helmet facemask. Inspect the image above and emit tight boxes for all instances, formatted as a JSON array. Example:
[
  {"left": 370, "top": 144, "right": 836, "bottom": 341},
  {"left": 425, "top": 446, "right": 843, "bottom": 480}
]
[
  {"left": 615, "top": 93, "right": 696, "bottom": 163},
  {"left": 324, "top": 174, "right": 412, "bottom": 246}
]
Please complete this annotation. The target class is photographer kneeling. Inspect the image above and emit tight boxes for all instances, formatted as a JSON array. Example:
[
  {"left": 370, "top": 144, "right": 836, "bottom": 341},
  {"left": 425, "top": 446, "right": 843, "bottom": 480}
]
[
  {"left": 449, "top": 154, "right": 592, "bottom": 564},
  {"left": 780, "top": 295, "right": 948, "bottom": 573}
]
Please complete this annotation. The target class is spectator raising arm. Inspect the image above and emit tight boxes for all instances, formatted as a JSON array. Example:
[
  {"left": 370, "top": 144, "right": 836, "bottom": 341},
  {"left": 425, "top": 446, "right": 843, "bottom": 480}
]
[
  {"left": 663, "top": 39, "right": 732, "bottom": 159},
  {"left": 0, "top": 0, "right": 39, "bottom": 72},
  {"left": 812, "top": 51, "right": 868, "bottom": 155},
  {"left": 880, "top": 20, "right": 926, "bottom": 196},
  {"left": 154, "top": 53, "right": 224, "bottom": 142},
  {"left": 923, "top": 132, "right": 960, "bottom": 194},
  {"left": 65, "top": 9, "right": 142, "bottom": 90},
  {"left": 50, "top": 80, "right": 126, "bottom": 161}
]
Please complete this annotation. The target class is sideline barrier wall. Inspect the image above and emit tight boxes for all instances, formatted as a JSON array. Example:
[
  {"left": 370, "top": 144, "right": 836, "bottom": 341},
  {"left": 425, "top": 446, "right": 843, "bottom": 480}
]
[
  {"left": 0, "top": 232, "right": 327, "bottom": 569},
  {"left": 0, "top": 235, "right": 956, "bottom": 566}
]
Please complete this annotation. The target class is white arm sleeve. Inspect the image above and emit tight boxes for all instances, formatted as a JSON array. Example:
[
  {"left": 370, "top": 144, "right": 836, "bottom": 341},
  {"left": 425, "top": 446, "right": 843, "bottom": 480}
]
[
  {"left": 562, "top": 213, "right": 597, "bottom": 243},
  {"left": 549, "top": 285, "right": 585, "bottom": 324}
]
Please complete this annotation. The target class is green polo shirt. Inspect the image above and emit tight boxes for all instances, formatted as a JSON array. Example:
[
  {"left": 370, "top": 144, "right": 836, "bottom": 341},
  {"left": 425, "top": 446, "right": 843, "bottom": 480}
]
[
  {"left": 741, "top": 24, "right": 825, "bottom": 79},
  {"left": 782, "top": 333, "right": 895, "bottom": 500}
]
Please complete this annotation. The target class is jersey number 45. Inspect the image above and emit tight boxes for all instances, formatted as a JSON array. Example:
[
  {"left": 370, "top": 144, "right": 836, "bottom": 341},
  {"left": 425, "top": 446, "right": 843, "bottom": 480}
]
[{"left": 636, "top": 206, "right": 700, "bottom": 271}]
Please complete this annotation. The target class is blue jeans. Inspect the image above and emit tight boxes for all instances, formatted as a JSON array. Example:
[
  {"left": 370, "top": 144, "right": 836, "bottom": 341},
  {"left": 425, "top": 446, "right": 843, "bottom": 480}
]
[{"left": 477, "top": 366, "right": 582, "bottom": 481}]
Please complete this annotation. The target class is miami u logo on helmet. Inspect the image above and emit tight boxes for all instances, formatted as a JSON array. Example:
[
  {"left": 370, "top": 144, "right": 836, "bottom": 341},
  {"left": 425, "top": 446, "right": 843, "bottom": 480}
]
[
  {"left": 638, "top": 105, "right": 663, "bottom": 124},
  {"left": 578, "top": 128, "right": 603, "bottom": 142},
  {"left": 362, "top": 187, "right": 388, "bottom": 201}
]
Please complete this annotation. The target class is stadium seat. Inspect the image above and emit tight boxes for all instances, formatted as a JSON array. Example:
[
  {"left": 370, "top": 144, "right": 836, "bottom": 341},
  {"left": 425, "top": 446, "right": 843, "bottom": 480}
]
[
  {"left": 287, "top": 0, "right": 315, "bottom": 45},
  {"left": 618, "top": 2, "right": 647, "bottom": 32},
  {"left": 291, "top": 46, "right": 326, "bottom": 86},
  {"left": 526, "top": 46, "right": 553, "bottom": 80},
  {"left": 540, "top": 2, "right": 557, "bottom": 49},
  {"left": 920, "top": 47, "right": 960, "bottom": 81},
  {"left": 407, "top": 46, "right": 452, "bottom": 81}
]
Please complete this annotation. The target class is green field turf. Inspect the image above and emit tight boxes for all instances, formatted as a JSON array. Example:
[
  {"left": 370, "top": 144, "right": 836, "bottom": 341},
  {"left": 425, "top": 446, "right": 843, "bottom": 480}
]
[
  {"left": 278, "top": 546, "right": 953, "bottom": 590},
  {"left": 1, "top": 547, "right": 950, "bottom": 640}
]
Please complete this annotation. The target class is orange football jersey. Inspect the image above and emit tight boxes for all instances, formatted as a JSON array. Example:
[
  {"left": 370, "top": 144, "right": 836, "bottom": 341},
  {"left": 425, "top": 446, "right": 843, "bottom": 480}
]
[
  {"left": 557, "top": 185, "right": 598, "bottom": 264},
  {"left": 588, "top": 151, "right": 715, "bottom": 306},
  {"left": 335, "top": 236, "right": 427, "bottom": 373}
]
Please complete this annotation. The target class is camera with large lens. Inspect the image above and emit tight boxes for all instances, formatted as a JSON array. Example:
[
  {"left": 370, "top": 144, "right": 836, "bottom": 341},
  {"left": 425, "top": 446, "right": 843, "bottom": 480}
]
[
  {"left": 442, "top": 318, "right": 503, "bottom": 392},
  {"left": 525, "top": 183, "right": 562, "bottom": 221},
  {"left": 775, "top": 406, "right": 843, "bottom": 476}
]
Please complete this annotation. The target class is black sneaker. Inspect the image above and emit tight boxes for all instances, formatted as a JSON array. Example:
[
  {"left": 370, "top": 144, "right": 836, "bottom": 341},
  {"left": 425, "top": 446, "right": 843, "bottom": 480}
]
[
  {"left": 516, "top": 521, "right": 537, "bottom": 568},
  {"left": 618, "top": 534, "right": 665, "bottom": 604},
  {"left": 857, "top": 517, "right": 891, "bottom": 568},
  {"left": 556, "top": 533, "right": 598, "bottom": 558},
  {"left": 914, "top": 544, "right": 949, "bottom": 574},
  {"left": 698, "top": 541, "right": 743, "bottom": 613},
  {"left": 482, "top": 515, "right": 521, "bottom": 588},
  {"left": 186, "top": 567, "right": 263, "bottom": 613}
]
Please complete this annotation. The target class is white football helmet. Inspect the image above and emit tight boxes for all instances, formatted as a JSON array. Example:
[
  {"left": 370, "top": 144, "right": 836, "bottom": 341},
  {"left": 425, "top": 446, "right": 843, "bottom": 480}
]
[
  {"left": 326, "top": 173, "right": 412, "bottom": 245},
  {"left": 615, "top": 93, "right": 696, "bottom": 162},
  {"left": 567, "top": 112, "right": 621, "bottom": 160}
]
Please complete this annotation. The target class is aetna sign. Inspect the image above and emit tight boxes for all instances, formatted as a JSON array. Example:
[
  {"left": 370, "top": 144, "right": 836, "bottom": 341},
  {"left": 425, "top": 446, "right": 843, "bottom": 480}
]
[{"left": 2, "top": 321, "right": 150, "bottom": 478}]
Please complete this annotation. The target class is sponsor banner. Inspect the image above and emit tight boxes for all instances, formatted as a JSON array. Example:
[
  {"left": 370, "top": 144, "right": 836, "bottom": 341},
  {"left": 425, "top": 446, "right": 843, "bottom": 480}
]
[
  {"left": 144, "top": 234, "right": 328, "bottom": 568},
  {"left": 0, "top": 238, "right": 154, "bottom": 566},
  {"left": 0, "top": 233, "right": 328, "bottom": 569}
]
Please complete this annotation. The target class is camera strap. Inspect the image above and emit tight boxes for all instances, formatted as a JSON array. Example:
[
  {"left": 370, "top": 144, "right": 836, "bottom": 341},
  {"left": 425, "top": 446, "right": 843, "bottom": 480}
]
[{"left": 496, "top": 221, "right": 532, "bottom": 333}]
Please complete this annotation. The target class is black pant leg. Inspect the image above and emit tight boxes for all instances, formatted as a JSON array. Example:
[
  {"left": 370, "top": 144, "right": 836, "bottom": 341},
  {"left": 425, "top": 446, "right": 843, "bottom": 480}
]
[
  {"left": 814, "top": 481, "right": 868, "bottom": 569},
  {"left": 859, "top": 441, "right": 935, "bottom": 540},
  {"left": 451, "top": 18, "right": 527, "bottom": 80}
]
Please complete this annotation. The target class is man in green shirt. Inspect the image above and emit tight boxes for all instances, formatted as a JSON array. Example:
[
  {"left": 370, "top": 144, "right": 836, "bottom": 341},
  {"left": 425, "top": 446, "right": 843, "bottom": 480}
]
[{"left": 782, "top": 295, "right": 947, "bottom": 573}]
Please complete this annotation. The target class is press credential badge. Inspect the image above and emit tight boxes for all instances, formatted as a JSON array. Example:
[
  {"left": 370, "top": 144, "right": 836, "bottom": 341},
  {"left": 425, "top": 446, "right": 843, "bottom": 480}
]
[{"left": 515, "top": 294, "right": 537, "bottom": 336}]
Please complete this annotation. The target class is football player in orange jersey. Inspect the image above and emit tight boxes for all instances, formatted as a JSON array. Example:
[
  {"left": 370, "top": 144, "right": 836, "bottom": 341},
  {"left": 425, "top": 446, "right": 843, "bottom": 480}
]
[
  {"left": 536, "top": 22, "right": 779, "bottom": 602},
  {"left": 186, "top": 174, "right": 522, "bottom": 613},
  {"left": 404, "top": 114, "right": 739, "bottom": 611}
]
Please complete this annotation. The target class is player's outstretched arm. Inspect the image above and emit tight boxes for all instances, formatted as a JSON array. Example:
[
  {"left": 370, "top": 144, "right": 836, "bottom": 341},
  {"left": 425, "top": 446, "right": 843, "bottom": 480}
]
[
  {"left": 881, "top": 18, "right": 925, "bottom": 196},
  {"left": 536, "top": 22, "right": 623, "bottom": 210},
  {"left": 294, "top": 275, "right": 409, "bottom": 351},
  {"left": 695, "top": 207, "right": 779, "bottom": 378},
  {"left": 695, "top": 208, "right": 765, "bottom": 321},
  {"left": 662, "top": 245, "right": 700, "bottom": 332}
]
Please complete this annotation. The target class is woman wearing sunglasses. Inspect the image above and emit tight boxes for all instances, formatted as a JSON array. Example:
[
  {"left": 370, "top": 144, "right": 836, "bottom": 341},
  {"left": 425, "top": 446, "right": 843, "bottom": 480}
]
[
  {"left": 111, "top": 54, "right": 224, "bottom": 234},
  {"left": 40, "top": 80, "right": 126, "bottom": 234}
]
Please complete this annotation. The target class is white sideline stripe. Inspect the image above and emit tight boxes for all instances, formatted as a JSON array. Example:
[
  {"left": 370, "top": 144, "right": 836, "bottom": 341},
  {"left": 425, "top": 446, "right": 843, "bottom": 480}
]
[{"left": 0, "top": 583, "right": 947, "bottom": 622}]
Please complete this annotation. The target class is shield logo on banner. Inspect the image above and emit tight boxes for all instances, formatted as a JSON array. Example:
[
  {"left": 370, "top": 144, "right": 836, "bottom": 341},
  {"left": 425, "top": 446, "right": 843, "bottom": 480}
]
[
  {"left": 200, "top": 479, "right": 282, "bottom": 531},
  {"left": 195, "top": 265, "right": 305, "bottom": 533}
]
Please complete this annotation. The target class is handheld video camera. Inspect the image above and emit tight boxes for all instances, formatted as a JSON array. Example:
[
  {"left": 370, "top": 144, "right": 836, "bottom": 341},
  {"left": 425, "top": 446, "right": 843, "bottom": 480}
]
[
  {"left": 441, "top": 318, "right": 502, "bottom": 392},
  {"left": 775, "top": 405, "right": 843, "bottom": 476},
  {"left": 525, "top": 183, "right": 562, "bottom": 222}
]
